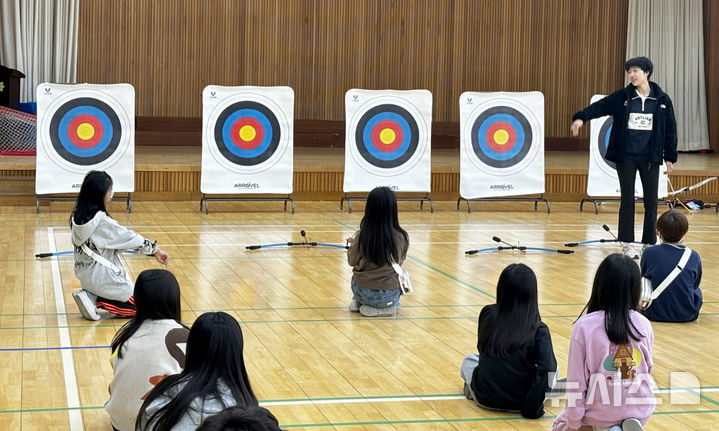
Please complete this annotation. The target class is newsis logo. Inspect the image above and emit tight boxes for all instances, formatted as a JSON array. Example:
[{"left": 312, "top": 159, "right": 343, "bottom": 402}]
[
  {"left": 489, "top": 183, "right": 514, "bottom": 191},
  {"left": 234, "top": 182, "right": 260, "bottom": 190}
]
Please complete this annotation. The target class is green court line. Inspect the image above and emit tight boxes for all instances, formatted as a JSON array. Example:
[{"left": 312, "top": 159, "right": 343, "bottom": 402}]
[
  {"left": 0, "top": 303, "right": 595, "bottom": 318},
  {"left": 6, "top": 312, "right": 719, "bottom": 331},
  {"left": 688, "top": 388, "right": 719, "bottom": 407},
  {"left": 263, "top": 393, "right": 465, "bottom": 403},
  {"left": 332, "top": 219, "right": 496, "bottom": 299}
]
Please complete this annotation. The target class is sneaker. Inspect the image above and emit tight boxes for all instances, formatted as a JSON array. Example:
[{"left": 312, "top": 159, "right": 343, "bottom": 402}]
[
  {"left": 72, "top": 290, "right": 100, "bottom": 321},
  {"left": 622, "top": 243, "right": 640, "bottom": 259},
  {"left": 359, "top": 304, "right": 396, "bottom": 317},
  {"left": 348, "top": 299, "right": 360, "bottom": 312},
  {"left": 622, "top": 418, "right": 643, "bottom": 431}
]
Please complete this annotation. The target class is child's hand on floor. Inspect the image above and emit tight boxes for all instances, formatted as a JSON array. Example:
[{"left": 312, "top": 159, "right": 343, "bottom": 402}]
[{"left": 154, "top": 248, "right": 169, "bottom": 266}]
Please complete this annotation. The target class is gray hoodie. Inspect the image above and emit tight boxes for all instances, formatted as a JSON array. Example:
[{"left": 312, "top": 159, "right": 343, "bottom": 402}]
[{"left": 71, "top": 211, "right": 157, "bottom": 301}]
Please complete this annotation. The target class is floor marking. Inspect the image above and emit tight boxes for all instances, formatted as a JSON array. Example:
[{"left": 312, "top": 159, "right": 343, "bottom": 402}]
[{"left": 48, "top": 227, "right": 84, "bottom": 431}]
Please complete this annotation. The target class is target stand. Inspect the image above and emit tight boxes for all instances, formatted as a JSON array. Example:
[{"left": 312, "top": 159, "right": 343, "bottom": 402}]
[
  {"left": 579, "top": 197, "right": 672, "bottom": 215},
  {"left": 200, "top": 193, "right": 294, "bottom": 214},
  {"left": 340, "top": 192, "right": 433, "bottom": 214},
  {"left": 457, "top": 194, "right": 550, "bottom": 214},
  {"left": 36, "top": 193, "right": 131, "bottom": 214}
]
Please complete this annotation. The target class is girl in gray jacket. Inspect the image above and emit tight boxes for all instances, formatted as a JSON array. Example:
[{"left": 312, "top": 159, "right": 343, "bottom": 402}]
[{"left": 71, "top": 171, "right": 169, "bottom": 320}]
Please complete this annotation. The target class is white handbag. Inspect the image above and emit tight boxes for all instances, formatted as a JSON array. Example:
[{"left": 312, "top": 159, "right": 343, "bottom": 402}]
[
  {"left": 392, "top": 262, "right": 413, "bottom": 295},
  {"left": 639, "top": 247, "right": 691, "bottom": 310}
]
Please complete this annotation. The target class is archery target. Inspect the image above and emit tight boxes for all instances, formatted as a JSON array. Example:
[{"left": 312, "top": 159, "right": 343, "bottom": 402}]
[
  {"left": 460, "top": 92, "right": 544, "bottom": 199},
  {"left": 587, "top": 94, "right": 667, "bottom": 198},
  {"left": 35, "top": 83, "right": 135, "bottom": 194},
  {"left": 344, "top": 89, "right": 431, "bottom": 192},
  {"left": 201, "top": 86, "right": 293, "bottom": 194}
]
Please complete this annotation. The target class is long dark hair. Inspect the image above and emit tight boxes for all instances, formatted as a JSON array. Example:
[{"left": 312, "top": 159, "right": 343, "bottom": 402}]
[
  {"left": 479, "top": 263, "right": 541, "bottom": 357},
  {"left": 137, "top": 312, "right": 258, "bottom": 431},
  {"left": 196, "top": 406, "right": 283, "bottom": 431},
  {"left": 578, "top": 253, "right": 643, "bottom": 344},
  {"left": 70, "top": 170, "right": 113, "bottom": 226},
  {"left": 111, "top": 269, "right": 184, "bottom": 359},
  {"left": 358, "top": 187, "right": 409, "bottom": 266}
]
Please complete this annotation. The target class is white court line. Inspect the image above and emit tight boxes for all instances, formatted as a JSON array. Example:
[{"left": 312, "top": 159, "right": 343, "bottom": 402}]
[
  {"left": 256, "top": 388, "right": 715, "bottom": 408},
  {"left": 48, "top": 227, "right": 84, "bottom": 430},
  {"left": 259, "top": 395, "right": 466, "bottom": 407}
]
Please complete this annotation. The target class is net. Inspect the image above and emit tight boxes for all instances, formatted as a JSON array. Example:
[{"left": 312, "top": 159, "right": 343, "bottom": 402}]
[{"left": 0, "top": 106, "right": 37, "bottom": 155}]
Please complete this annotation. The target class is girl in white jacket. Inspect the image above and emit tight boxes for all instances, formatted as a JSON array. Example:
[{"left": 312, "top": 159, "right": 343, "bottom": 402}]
[{"left": 71, "top": 171, "right": 169, "bottom": 320}]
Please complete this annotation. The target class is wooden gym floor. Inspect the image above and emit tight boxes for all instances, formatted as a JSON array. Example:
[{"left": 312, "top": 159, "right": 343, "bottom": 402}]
[{"left": 0, "top": 200, "right": 717, "bottom": 430}]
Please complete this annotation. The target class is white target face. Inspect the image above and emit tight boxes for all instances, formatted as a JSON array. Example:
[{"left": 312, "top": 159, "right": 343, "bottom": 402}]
[
  {"left": 462, "top": 96, "right": 542, "bottom": 177},
  {"left": 346, "top": 92, "right": 431, "bottom": 178},
  {"left": 35, "top": 83, "right": 135, "bottom": 194},
  {"left": 201, "top": 86, "right": 294, "bottom": 195},
  {"left": 204, "top": 91, "right": 290, "bottom": 175},
  {"left": 37, "top": 87, "right": 133, "bottom": 174}
]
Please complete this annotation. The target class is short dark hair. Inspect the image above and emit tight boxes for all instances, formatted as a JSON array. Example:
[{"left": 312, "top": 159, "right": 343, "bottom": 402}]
[
  {"left": 624, "top": 56, "right": 653, "bottom": 78},
  {"left": 197, "top": 406, "right": 283, "bottom": 431},
  {"left": 656, "top": 209, "right": 689, "bottom": 243}
]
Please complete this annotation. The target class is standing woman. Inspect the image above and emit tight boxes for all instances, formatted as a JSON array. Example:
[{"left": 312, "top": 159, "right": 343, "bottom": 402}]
[{"left": 570, "top": 57, "right": 677, "bottom": 259}]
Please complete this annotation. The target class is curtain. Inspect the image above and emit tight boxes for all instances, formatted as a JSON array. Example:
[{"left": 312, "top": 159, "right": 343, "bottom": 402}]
[
  {"left": 627, "top": 0, "right": 710, "bottom": 152},
  {"left": 0, "top": 0, "right": 78, "bottom": 103}
]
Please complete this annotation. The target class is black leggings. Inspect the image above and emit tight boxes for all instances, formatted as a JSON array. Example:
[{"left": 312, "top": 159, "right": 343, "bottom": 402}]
[
  {"left": 615, "top": 160, "right": 660, "bottom": 244},
  {"left": 96, "top": 295, "right": 136, "bottom": 317}
]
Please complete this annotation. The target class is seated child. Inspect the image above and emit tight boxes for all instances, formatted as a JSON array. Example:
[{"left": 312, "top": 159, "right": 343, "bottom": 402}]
[{"left": 640, "top": 209, "right": 702, "bottom": 322}]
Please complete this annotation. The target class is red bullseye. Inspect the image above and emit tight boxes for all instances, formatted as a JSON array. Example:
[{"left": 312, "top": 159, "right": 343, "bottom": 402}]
[
  {"left": 230, "top": 117, "right": 264, "bottom": 150},
  {"left": 68, "top": 114, "right": 104, "bottom": 149},
  {"left": 485, "top": 121, "right": 516, "bottom": 153},
  {"left": 370, "top": 120, "right": 403, "bottom": 153}
]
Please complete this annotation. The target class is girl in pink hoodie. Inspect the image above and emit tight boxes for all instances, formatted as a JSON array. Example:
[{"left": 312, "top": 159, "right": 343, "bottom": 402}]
[{"left": 553, "top": 254, "right": 654, "bottom": 431}]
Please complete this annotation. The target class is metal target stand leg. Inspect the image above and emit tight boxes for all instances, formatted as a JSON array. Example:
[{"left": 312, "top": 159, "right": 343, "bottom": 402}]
[
  {"left": 457, "top": 194, "right": 550, "bottom": 214},
  {"left": 341, "top": 193, "right": 433, "bottom": 214},
  {"left": 579, "top": 197, "right": 671, "bottom": 215},
  {"left": 36, "top": 194, "right": 131, "bottom": 214},
  {"left": 200, "top": 193, "right": 295, "bottom": 215}
]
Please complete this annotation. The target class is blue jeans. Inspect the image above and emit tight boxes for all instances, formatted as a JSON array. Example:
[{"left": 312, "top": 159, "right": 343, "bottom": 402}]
[{"left": 351, "top": 280, "right": 400, "bottom": 308}]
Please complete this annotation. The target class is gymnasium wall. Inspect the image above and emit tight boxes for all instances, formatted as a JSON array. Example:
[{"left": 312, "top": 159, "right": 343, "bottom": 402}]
[{"left": 76, "top": 0, "right": 717, "bottom": 151}]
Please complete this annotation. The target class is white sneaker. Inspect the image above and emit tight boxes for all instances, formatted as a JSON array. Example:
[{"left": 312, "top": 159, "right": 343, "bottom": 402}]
[
  {"left": 72, "top": 290, "right": 100, "bottom": 321},
  {"left": 348, "top": 299, "right": 360, "bottom": 312},
  {"left": 622, "top": 243, "right": 640, "bottom": 260},
  {"left": 359, "top": 304, "right": 396, "bottom": 317},
  {"left": 622, "top": 418, "right": 643, "bottom": 431}
]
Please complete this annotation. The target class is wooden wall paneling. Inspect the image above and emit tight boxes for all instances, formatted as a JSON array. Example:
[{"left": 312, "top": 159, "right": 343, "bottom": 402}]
[{"left": 78, "top": 0, "right": 631, "bottom": 147}]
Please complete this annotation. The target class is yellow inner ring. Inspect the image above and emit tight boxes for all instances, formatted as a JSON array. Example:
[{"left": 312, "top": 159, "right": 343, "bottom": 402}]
[
  {"left": 76, "top": 123, "right": 95, "bottom": 140},
  {"left": 493, "top": 129, "right": 510, "bottom": 145},
  {"left": 239, "top": 125, "right": 257, "bottom": 142},
  {"left": 379, "top": 128, "right": 396, "bottom": 145}
]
